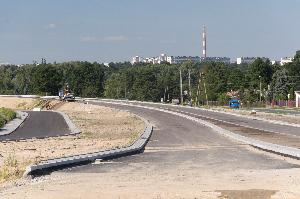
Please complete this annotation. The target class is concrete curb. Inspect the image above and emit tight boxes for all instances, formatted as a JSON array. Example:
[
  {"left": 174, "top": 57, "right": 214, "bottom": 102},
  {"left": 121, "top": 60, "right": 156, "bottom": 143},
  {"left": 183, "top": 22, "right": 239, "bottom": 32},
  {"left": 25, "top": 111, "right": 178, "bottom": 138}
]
[
  {"left": 0, "top": 111, "right": 28, "bottom": 136},
  {"left": 95, "top": 98, "right": 300, "bottom": 128},
  {"left": 93, "top": 100, "right": 300, "bottom": 160},
  {"left": 196, "top": 107, "right": 300, "bottom": 128},
  {"left": 23, "top": 116, "right": 153, "bottom": 176},
  {"left": 53, "top": 111, "right": 81, "bottom": 135}
]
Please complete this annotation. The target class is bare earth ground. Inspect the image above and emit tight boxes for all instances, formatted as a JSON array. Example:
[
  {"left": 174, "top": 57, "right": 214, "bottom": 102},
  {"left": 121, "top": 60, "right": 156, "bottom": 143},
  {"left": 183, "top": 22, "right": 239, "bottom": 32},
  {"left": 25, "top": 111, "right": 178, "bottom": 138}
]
[
  {"left": 0, "top": 97, "right": 40, "bottom": 110},
  {"left": 208, "top": 107, "right": 300, "bottom": 124},
  {"left": 2, "top": 146, "right": 300, "bottom": 199},
  {"left": 0, "top": 98, "right": 144, "bottom": 185}
]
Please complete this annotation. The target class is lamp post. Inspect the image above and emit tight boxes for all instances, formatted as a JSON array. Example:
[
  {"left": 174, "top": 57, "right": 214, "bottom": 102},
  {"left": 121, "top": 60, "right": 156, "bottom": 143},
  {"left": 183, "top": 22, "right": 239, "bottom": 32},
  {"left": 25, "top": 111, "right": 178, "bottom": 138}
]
[
  {"left": 180, "top": 69, "right": 183, "bottom": 105},
  {"left": 259, "top": 75, "right": 262, "bottom": 102}
]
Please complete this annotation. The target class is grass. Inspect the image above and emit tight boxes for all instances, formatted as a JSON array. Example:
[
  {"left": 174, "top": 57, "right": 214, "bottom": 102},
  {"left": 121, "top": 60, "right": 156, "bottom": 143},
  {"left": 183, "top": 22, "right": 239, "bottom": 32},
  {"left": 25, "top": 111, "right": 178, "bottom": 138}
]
[
  {"left": 0, "top": 107, "right": 17, "bottom": 128},
  {"left": 0, "top": 154, "right": 23, "bottom": 183}
]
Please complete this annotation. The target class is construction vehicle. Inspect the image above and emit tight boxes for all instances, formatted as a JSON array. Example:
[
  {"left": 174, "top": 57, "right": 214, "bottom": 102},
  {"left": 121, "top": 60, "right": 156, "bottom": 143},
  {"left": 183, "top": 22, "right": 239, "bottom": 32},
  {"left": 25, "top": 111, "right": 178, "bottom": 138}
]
[{"left": 59, "top": 84, "right": 75, "bottom": 102}]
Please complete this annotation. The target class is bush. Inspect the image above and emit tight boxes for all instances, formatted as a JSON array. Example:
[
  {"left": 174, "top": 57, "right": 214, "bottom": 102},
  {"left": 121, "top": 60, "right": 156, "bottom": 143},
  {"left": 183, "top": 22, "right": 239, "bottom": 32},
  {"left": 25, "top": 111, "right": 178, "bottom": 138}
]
[
  {"left": 0, "top": 108, "right": 16, "bottom": 127},
  {"left": 0, "top": 115, "right": 5, "bottom": 128}
]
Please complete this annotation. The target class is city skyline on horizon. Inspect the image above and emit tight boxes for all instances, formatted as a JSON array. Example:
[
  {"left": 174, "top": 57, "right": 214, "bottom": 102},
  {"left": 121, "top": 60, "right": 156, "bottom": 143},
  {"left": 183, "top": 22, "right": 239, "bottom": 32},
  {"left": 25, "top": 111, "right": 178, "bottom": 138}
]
[{"left": 1, "top": 0, "right": 300, "bottom": 64}]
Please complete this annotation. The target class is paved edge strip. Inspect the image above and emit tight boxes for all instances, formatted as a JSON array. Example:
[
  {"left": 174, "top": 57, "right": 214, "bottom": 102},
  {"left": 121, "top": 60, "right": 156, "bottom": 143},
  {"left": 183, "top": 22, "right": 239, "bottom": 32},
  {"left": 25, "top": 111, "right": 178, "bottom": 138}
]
[
  {"left": 0, "top": 111, "right": 29, "bottom": 136},
  {"left": 53, "top": 111, "right": 81, "bottom": 135},
  {"left": 23, "top": 115, "right": 153, "bottom": 176},
  {"left": 93, "top": 100, "right": 300, "bottom": 161}
]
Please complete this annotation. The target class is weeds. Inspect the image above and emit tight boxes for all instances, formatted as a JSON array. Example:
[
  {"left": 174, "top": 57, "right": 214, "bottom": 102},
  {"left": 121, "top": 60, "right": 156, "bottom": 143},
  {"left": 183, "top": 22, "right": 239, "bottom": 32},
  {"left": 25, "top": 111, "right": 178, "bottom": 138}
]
[{"left": 0, "top": 154, "right": 23, "bottom": 182}]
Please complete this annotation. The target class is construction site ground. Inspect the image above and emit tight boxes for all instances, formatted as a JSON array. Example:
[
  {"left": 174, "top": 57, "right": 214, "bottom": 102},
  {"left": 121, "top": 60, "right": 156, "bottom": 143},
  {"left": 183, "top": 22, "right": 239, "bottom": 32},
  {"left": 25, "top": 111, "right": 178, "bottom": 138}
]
[{"left": 0, "top": 97, "right": 144, "bottom": 185}]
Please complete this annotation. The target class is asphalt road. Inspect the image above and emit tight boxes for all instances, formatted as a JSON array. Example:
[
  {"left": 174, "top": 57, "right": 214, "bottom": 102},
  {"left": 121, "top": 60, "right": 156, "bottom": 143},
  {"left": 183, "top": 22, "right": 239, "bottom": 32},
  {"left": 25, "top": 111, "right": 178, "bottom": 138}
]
[
  {"left": 3, "top": 101, "right": 300, "bottom": 198},
  {"left": 106, "top": 101, "right": 300, "bottom": 137},
  {"left": 0, "top": 111, "right": 71, "bottom": 141},
  {"left": 70, "top": 102, "right": 297, "bottom": 172}
]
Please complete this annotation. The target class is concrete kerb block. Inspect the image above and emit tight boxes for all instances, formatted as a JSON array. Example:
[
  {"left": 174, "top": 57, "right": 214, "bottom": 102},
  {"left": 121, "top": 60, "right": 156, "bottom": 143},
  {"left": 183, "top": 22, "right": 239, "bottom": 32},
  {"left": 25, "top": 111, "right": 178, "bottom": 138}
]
[
  {"left": 23, "top": 112, "right": 153, "bottom": 177},
  {"left": 53, "top": 111, "right": 81, "bottom": 135},
  {"left": 97, "top": 98, "right": 300, "bottom": 128}
]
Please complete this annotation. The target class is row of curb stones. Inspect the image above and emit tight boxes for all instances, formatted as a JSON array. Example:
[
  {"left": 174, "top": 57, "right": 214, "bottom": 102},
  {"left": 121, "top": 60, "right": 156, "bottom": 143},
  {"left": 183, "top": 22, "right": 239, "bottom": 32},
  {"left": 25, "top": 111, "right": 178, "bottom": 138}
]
[
  {"left": 23, "top": 119, "right": 153, "bottom": 176},
  {"left": 93, "top": 100, "right": 300, "bottom": 160},
  {"left": 0, "top": 111, "right": 29, "bottom": 136},
  {"left": 97, "top": 98, "right": 300, "bottom": 128},
  {"left": 54, "top": 111, "right": 81, "bottom": 135}
]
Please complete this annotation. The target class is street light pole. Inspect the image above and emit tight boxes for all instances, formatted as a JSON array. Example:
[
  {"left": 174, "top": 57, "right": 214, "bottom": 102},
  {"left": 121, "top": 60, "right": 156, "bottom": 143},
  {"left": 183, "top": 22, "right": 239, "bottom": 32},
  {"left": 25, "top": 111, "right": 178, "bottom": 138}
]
[
  {"left": 180, "top": 69, "right": 183, "bottom": 105},
  {"left": 188, "top": 69, "right": 191, "bottom": 98},
  {"left": 259, "top": 75, "right": 262, "bottom": 102}
]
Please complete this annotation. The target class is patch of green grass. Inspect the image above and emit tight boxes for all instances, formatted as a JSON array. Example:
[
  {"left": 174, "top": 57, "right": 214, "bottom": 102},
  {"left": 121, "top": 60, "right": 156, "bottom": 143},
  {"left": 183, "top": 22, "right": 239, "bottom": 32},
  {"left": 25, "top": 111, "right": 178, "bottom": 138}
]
[{"left": 0, "top": 107, "right": 16, "bottom": 128}]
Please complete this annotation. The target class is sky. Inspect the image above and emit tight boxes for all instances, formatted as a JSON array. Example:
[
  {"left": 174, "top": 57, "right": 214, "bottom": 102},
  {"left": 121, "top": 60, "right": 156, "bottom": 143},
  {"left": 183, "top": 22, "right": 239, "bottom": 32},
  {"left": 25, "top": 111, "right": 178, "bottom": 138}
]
[{"left": 0, "top": 0, "right": 300, "bottom": 64}]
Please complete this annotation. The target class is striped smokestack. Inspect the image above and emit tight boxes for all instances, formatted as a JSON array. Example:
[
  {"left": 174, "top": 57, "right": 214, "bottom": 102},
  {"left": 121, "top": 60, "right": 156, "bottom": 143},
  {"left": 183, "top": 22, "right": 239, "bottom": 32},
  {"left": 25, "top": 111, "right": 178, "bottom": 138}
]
[{"left": 202, "top": 25, "right": 207, "bottom": 58}]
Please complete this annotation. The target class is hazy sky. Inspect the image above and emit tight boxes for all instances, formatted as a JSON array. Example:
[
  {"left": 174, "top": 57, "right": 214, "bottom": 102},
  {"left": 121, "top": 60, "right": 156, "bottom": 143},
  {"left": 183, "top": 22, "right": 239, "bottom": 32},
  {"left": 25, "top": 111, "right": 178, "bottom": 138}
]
[{"left": 1, "top": 0, "right": 300, "bottom": 64}]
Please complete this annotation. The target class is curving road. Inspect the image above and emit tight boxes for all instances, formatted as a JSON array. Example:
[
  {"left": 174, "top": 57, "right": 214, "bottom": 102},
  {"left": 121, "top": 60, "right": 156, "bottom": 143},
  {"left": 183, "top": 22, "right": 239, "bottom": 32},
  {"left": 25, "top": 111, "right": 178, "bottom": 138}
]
[
  {"left": 3, "top": 101, "right": 300, "bottom": 199},
  {"left": 0, "top": 111, "right": 71, "bottom": 141},
  {"left": 94, "top": 100, "right": 300, "bottom": 148}
]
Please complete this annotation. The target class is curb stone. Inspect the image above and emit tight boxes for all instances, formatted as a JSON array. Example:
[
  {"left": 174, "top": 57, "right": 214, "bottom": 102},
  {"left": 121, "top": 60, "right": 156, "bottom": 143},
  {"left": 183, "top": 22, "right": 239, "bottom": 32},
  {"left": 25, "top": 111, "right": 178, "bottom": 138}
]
[
  {"left": 95, "top": 98, "right": 300, "bottom": 128},
  {"left": 93, "top": 100, "right": 300, "bottom": 160},
  {"left": 23, "top": 116, "right": 153, "bottom": 176},
  {"left": 53, "top": 111, "right": 81, "bottom": 135},
  {"left": 0, "top": 111, "right": 29, "bottom": 136}
]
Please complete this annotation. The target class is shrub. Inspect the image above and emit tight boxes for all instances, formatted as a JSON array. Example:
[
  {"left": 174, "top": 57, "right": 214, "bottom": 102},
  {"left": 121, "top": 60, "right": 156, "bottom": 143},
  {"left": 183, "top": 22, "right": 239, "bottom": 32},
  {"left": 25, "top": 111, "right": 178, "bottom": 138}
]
[
  {"left": 0, "top": 115, "right": 5, "bottom": 128},
  {"left": 0, "top": 108, "right": 16, "bottom": 127}
]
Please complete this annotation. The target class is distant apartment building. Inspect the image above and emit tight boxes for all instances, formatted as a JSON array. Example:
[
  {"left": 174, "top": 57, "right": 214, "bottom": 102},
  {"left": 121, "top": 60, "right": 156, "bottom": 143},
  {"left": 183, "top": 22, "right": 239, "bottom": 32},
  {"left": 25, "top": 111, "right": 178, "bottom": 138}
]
[
  {"left": 280, "top": 57, "right": 293, "bottom": 66},
  {"left": 236, "top": 57, "right": 268, "bottom": 65},
  {"left": 201, "top": 57, "right": 231, "bottom": 64},
  {"left": 168, "top": 56, "right": 201, "bottom": 64},
  {"left": 132, "top": 56, "right": 144, "bottom": 64},
  {"left": 271, "top": 60, "right": 280, "bottom": 65},
  {"left": 132, "top": 54, "right": 170, "bottom": 64},
  {"left": 133, "top": 54, "right": 230, "bottom": 65}
]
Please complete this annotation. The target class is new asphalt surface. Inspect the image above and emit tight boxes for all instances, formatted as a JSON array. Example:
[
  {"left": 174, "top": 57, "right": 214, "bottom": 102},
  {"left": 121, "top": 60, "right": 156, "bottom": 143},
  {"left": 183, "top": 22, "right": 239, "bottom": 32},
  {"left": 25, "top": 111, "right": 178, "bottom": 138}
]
[
  {"left": 66, "top": 101, "right": 298, "bottom": 173},
  {"left": 0, "top": 111, "right": 71, "bottom": 141},
  {"left": 105, "top": 101, "right": 300, "bottom": 137}
]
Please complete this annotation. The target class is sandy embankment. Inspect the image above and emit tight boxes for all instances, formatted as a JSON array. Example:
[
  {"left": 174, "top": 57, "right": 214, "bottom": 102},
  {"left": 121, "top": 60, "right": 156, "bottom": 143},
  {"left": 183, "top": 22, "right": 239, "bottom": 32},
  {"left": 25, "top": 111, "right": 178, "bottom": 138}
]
[{"left": 0, "top": 97, "right": 145, "bottom": 184}]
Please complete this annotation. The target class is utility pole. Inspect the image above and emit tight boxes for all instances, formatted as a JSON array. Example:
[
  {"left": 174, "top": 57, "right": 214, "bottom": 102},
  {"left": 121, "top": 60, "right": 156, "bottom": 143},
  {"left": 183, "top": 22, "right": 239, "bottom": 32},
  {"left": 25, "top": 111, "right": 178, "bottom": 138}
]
[
  {"left": 196, "top": 71, "right": 202, "bottom": 106},
  {"left": 124, "top": 87, "right": 127, "bottom": 99},
  {"left": 259, "top": 75, "right": 262, "bottom": 102},
  {"left": 180, "top": 69, "right": 183, "bottom": 105},
  {"left": 164, "top": 87, "right": 166, "bottom": 102},
  {"left": 167, "top": 86, "right": 169, "bottom": 102},
  {"left": 202, "top": 72, "right": 208, "bottom": 106},
  {"left": 188, "top": 69, "right": 191, "bottom": 97}
]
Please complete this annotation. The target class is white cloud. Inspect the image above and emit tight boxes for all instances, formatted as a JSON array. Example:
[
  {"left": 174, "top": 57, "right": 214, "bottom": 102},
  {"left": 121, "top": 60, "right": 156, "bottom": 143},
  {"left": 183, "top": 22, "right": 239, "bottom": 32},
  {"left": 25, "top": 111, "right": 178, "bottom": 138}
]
[
  {"left": 44, "top": 23, "right": 57, "bottom": 29},
  {"left": 81, "top": 35, "right": 128, "bottom": 43}
]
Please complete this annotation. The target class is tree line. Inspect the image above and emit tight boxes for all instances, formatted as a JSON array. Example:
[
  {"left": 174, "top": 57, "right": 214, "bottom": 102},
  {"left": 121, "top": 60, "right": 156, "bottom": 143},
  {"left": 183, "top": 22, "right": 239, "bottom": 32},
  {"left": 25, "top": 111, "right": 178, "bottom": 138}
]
[{"left": 0, "top": 51, "right": 299, "bottom": 105}]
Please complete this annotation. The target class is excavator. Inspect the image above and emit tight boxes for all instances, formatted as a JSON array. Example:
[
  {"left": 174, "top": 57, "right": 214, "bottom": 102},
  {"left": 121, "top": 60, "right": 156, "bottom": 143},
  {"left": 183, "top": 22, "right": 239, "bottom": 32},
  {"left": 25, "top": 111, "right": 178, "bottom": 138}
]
[{"left": 59, "top": 84, "right": 75, "bottom": 102}]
